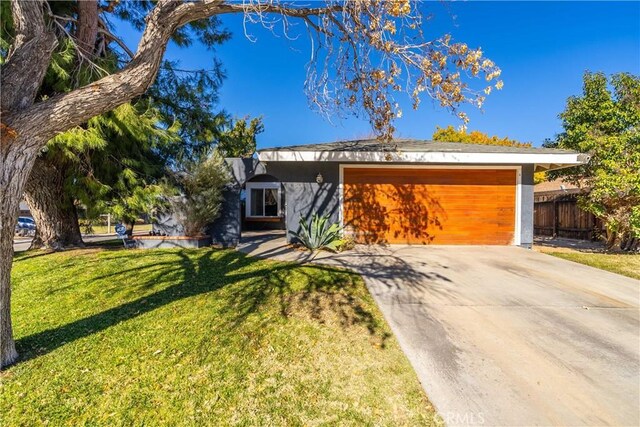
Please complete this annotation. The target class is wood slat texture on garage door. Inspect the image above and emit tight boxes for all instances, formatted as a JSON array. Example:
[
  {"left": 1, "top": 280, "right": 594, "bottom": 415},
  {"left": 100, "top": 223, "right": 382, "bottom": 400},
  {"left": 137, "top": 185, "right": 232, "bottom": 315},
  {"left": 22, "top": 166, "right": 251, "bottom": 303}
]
[{"left": 343, "top": 168, "right": 517, "bottom": 245}]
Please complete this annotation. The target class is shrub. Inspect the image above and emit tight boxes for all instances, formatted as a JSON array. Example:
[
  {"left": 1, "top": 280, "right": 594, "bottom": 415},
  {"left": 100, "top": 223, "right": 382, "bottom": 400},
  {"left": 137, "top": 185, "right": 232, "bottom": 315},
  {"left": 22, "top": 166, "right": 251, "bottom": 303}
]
[
  {"left": 335, "top": 236, "right": 356, "bottom": 252},
  {"left": 293, "top": 213, "right": 346, "bottom": 252},
  {"left": 171, "top": 154, "right": 230, "bottom": 237}
]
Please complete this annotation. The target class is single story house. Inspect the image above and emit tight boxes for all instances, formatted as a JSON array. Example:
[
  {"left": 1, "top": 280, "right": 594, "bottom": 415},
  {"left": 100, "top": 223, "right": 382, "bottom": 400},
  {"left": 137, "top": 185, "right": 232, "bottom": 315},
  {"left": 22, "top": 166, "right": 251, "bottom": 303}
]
[
  {"left": 18, "top": 201, "right": 31, "bottom": 217},
  {"left": 534, "top": 178, "right": 583, "bottom": 203},
  {"left": 207, "top": 139, "right": 588, "bottom": 248}
]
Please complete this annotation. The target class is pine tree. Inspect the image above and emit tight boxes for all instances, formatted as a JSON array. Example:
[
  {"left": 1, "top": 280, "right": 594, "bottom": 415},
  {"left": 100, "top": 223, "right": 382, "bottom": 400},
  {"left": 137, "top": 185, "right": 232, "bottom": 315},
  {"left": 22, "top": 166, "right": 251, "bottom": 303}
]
[{"left": 1, "top": 1, "right": 241, "bottom": 248}]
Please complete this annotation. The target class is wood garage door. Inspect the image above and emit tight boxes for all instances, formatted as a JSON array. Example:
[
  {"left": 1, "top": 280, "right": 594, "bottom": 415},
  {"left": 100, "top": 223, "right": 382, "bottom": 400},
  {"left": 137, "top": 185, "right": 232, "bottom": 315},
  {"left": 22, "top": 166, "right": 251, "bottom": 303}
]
[{"left": 343, "top": 168, "right": 517, "bottom": 245}]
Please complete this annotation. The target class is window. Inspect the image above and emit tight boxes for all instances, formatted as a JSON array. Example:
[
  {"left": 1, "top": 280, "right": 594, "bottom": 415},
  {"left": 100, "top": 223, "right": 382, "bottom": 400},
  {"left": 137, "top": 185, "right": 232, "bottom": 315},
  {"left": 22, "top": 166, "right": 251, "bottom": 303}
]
[{"left": 246, "top": 183, "right": 281, "bottom": 218}]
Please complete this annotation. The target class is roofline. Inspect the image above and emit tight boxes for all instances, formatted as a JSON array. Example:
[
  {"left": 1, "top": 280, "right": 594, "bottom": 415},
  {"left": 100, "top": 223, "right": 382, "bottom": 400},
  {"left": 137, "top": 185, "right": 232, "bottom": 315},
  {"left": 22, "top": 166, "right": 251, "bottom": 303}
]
[
  {"left": 256, "top": 150, "right": 589, "bottom": 171},
  {"left": 534, "top": 189, "right": 583, "bottom": 195}
]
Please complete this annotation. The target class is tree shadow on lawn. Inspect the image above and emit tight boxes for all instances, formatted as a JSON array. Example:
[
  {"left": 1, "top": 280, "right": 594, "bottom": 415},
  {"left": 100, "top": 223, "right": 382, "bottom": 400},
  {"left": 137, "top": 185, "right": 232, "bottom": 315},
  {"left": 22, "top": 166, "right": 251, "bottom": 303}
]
[
  {"left": 14, "top": 247, "right": 389, "bottom": 365},
  {"left": 12, "top": 249, "right": 56, "bottom": 262},
  {"left": 12, "top": 238, "right": 129, "bottom": 263}
]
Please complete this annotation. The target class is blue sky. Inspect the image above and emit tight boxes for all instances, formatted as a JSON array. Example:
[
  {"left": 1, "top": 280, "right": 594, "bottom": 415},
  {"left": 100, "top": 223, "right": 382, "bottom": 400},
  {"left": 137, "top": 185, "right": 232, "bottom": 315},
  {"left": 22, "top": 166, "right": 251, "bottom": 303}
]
[{"left": 116, "top": 1, "right": 640, "bottom": 148}]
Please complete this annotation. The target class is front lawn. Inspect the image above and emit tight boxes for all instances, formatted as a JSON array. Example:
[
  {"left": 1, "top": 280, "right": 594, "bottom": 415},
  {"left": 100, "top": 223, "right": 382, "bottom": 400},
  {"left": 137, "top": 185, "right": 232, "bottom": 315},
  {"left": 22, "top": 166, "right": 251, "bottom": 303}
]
[
  {"left": 1, "top": 247, "right": 438, "bottom": 425},
  {"left": 539, "top": 249, "right": 640, "bottom": 280}
]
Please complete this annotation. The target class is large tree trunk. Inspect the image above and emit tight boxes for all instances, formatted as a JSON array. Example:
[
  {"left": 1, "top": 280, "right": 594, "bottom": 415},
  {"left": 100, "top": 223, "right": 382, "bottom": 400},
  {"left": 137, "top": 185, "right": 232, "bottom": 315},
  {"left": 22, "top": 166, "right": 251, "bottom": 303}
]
[
  {"left": 0, "top": 139, "right": 44, "bottom": 368},
  {"left": 0, "top": 0, "right": 179, "bottom": 369},
  {"left": 0, "top": 188, "right": 20, "bottom": 369},
  {"left": 24, "top": 158, "right": 84, "bottom": 250},
  {"left": 605, "top": 230, "right": 618, "bottom": 250},
  {"left": 20, "top": 1, "right": 96, "bottom": 252},
  {"left": 0, "top": 0, "right": 57, "bottom": 369},
  {"left": 126, "top": 222, "right": 136, "bottom": 238},
  {"left": 0, "top": 0, "right": 187, "bottom": 369}
]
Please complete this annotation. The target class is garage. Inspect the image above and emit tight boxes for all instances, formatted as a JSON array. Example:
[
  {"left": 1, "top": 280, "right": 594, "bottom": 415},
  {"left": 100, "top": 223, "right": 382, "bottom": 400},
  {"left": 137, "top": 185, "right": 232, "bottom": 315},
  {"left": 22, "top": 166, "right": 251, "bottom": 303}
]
[{"left": 342, "top": 167, "right": 518, "bottom": 245}]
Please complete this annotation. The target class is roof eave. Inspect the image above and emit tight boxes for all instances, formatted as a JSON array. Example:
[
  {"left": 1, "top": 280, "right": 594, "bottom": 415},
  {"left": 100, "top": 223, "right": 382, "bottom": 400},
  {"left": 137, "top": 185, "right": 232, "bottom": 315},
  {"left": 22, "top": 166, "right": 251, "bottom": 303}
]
[{"left": 257, "top": 150, "right": 588, "bottom": 170}]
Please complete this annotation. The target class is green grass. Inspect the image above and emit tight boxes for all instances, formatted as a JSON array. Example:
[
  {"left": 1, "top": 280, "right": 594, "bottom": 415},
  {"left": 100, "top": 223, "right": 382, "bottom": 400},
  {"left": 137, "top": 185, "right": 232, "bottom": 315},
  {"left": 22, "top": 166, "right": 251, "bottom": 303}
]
[
  {"left": 541, "top": 250, "right": 640, "bottom": 280},
  {"left": 1, "top": 247, "right": 439, "bottom": 426}
]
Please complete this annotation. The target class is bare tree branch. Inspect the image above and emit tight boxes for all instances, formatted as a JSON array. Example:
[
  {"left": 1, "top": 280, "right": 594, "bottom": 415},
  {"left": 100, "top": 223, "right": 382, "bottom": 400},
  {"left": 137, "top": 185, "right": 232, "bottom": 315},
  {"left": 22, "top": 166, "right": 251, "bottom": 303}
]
[
  {"left": 98, "top": 25, "right": 135, "bottom": 59},
  {"left": 4, "top": 0, "right": 502, "bottom": 148},
  {"left": 2, "top": 0, "right": 346, "bottom": 144}
]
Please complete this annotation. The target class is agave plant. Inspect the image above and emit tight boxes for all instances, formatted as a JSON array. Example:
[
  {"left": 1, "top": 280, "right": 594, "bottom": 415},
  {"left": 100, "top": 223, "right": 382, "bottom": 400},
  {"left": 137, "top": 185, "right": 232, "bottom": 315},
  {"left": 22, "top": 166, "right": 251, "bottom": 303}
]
[{"left": 293, "top": 213, "right": 344, "bottom": 252}]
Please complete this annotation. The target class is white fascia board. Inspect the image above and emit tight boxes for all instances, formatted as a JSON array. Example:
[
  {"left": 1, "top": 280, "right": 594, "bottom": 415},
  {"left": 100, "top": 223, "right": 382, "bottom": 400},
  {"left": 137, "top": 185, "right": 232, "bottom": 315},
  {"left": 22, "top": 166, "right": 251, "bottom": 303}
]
[{"left": 257, "top": 150, "right": 588, "bottom": 170}]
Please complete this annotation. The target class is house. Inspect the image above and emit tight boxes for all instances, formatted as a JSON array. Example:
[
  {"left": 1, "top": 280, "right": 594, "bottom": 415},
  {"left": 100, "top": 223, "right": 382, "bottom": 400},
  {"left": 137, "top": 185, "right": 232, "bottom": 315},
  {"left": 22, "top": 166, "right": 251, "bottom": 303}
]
[
  {"left": 18, "top": 200, "right": 31, "bottom": 217},
  {"left": 209, "top": 139, "right": 588, "bottom": 248},
  {"left": 534, "top": 178, "right": 582, "bottom": 202}
]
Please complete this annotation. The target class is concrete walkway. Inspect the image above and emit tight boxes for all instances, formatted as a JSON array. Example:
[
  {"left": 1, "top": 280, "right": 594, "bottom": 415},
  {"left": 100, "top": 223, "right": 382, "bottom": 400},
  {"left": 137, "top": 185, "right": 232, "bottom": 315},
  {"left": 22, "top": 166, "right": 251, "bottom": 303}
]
[{"left": 238, "top": 231, "right": 640, "bottom": 426}]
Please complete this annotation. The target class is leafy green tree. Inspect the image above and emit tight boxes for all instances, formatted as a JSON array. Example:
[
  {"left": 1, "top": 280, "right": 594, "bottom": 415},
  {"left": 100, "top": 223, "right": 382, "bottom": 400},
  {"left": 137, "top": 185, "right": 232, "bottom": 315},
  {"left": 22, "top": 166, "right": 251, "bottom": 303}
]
[
  {"left": 23, "top": 35, "right": 119, "bottom": 249},
  {"left": 546, "top": 72, "right": 640, "bottom": 249},
  {"left": 73, "top": 102, "right": 181, "bottom": 235},
  {"left": 147, "top": 60, "right": 228, "bottom": 165},
  {"left": 432, "top": 125, "right": 531, "bottom": 147},
  {"left": 432, "top": 126, "right": 546, "bottom": 183},
  {"left": 216, "top": 117, "right": 264, "bottom": 158}
]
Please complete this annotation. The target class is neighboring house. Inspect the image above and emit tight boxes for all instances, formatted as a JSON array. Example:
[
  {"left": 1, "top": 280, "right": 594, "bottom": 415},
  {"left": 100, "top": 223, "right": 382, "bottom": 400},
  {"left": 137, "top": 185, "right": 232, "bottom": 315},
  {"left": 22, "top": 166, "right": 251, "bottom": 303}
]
[
  {"left": 534, "top": 178, "right": 582, "bottom": 201},
  {"left": 18, "top": 200, "right": 31, "bottom": 217},
  {"left": 209, "top": 139, "right": 587, "bottom": 248},
  {"left": 533, "top": 178, "right": 603, "bottom": 240}
]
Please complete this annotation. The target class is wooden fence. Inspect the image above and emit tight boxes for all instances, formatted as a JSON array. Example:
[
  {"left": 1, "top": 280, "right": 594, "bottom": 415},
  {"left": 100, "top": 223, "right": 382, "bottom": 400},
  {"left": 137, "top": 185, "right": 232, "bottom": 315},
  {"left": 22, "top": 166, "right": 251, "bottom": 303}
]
[{"left": 533, "top": 194, "right": 603, "bottom": 240}]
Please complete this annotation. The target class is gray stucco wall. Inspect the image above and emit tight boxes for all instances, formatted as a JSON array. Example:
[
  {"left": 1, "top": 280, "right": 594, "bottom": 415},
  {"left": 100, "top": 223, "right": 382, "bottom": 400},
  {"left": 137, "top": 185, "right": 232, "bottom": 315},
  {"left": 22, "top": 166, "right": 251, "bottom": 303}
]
[
  {"left": 152, "top": 207, "right": 185, "bottom": 236},
  {"left": 519, "top": 164, "right": 535, "bottom": 248},
  {"left": 208, "top": 188, "right": 241, "bottom": 247},
  {"left": 210, "top": 159, "right": 341, "bottom": 244},
  {"left": 209, "top": 158, "right": 266, "bottom": 247},
  {"left": 265, "top": 162, "right": 341, "bottom": 242}
]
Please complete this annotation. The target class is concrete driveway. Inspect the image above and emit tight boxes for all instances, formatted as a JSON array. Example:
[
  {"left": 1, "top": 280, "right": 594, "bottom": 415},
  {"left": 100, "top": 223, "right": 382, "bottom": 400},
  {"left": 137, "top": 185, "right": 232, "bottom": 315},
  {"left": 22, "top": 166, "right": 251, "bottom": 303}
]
[{"left": 239, "top": 233, "right": 640, "bottom": 426}]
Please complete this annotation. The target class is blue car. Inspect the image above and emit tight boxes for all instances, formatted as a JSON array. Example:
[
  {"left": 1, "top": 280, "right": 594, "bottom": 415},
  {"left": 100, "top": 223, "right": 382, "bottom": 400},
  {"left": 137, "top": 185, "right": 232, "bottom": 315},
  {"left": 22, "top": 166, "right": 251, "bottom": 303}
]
[{"left": 15, "top": 216, "right": 36, "bottom": 237}]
